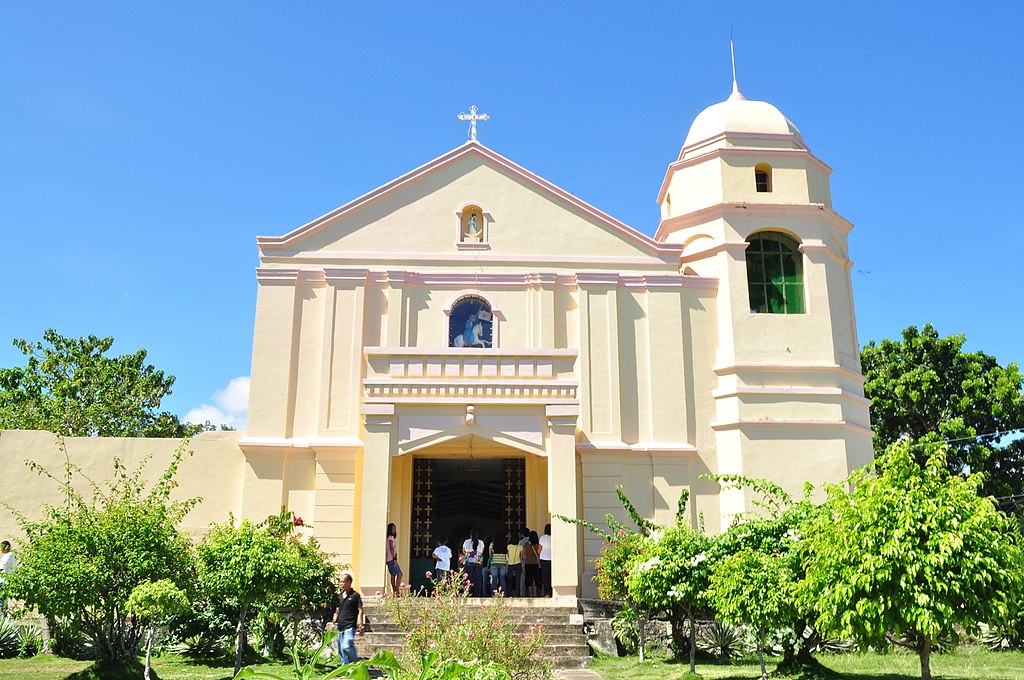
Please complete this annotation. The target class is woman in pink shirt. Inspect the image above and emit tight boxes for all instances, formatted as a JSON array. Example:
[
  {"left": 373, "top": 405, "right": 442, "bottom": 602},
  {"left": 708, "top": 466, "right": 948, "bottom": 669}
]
[{"left": 386, "top": 523, "right": 403, "bottom": 594}]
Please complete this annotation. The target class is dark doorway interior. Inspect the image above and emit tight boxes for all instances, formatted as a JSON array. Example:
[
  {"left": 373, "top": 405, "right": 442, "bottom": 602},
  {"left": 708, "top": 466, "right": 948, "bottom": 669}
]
[{"left": 409, "top": 457, "right": 525, "bottom": 591}]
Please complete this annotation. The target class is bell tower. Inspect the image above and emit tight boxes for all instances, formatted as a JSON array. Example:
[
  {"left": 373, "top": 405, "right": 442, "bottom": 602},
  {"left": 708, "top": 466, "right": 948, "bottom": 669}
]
[{"left": 656, "top": 79, "right": 873, "bottom": 523}]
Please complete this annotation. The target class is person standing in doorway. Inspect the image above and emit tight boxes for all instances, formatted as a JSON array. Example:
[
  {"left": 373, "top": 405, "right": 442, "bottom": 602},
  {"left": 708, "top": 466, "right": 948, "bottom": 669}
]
[
  {"left": 539, "top": 523, "right": 553, "bottom": 598},
  {"left": 385, "top": 523, "right": 403, "bottom": 595},
  {"left": 481, "top": 538, "right": 493, "bottom": 597},
  {"left": 489, "top": 537, "right": 509, "bottom": 596},
  {"left": 432, "top": 535, "right": 452, "bottom": 583},
  {"left": 517, "top": 527, "right": 531, "bottom": 597},
  {"left": 461, "top": 529, "right": 484, "bottom": 597},
  {"left": 0, "top": 541, "right": 17, "bottom": 613},
  {"left": 523, "top": 531, "right": 542, "bottom": 598},
  {"left": 330, "top": 572, "right": 364, "bottom": 665},
  {"left": 505, "top": 533, "right": 522, "bottom": 597}
]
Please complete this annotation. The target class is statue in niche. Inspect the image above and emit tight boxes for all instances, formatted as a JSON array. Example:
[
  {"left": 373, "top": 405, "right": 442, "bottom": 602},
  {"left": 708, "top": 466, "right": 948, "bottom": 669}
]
[
  {"left": 462, "top": 208, "right": 483, "bottom": 243},
  {"left": 450, "top": 301, "right": 492, "bottom": 348}
]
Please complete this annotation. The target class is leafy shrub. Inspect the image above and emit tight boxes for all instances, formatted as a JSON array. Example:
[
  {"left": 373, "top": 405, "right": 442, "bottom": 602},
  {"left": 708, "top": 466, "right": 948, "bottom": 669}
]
[
  {"left": 385, "top": 573, "right": 548, "bottom": 679},
  {"left": 5, "top": 440, "right": 197, "bottom": 665},
  {"left": 167, "top": 596, "right": 236, "bottom": 656},
  {"left": 610, "top": 608, "right": 638, "bottom": 655},
  {"left": 166, "top": 632, "right": 230, "bottom": 658},
  {"left": 17, "top": 623, "right": 42, "bottom": 658},
  {"left": 50, "top": 621, "right": 95, "bottom": 660},
  {"left": 0, "top": 617, "right": 19, "bottom": 659},
  {"left": 250, "top": 609, "right": 287, "bottom": 658},
  {"left": 697, "top": 620, "right": 747, "bottom": 660}
]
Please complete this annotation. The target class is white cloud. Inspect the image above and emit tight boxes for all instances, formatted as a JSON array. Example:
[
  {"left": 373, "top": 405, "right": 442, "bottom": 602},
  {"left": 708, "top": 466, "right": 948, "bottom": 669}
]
[{"left": 185, "top": 376, "right": 250, "bottom": 430}]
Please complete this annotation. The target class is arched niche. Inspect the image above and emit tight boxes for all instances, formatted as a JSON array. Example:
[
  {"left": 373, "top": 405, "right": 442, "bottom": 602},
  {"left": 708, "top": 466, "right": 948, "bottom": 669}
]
[{"left": 447, "top": 294, "right": 495, "bottom": 348}]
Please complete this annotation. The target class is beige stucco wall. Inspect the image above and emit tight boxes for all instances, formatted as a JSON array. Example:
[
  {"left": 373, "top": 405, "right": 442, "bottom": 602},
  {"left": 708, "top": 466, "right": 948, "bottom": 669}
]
[{"left": 0, "top": 430, "right": 245, "bottom": 542}]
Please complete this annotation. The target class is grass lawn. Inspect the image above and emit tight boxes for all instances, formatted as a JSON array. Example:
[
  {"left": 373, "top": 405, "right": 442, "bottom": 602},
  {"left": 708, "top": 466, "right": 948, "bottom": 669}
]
[
  {"left": 589, "top": 645, "right": 1024, "bottom": 679},
  {"left": 0, "top": 653, "right": 328, "bottom": 679},
  {"left": 2, "top": 647, "right": 1023, "bottom": 679}
]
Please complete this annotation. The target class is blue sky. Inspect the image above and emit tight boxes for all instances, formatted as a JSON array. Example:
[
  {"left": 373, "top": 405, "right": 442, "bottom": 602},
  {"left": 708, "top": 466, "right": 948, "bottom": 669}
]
[{"left": 2, "top": 3, "right": 1022, "bottom": 426}]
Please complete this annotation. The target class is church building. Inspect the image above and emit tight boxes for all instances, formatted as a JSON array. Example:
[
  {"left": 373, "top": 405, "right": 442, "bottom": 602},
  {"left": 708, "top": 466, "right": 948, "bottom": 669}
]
[
  {"left": 234, "top": 81, "right": 872, "bottom": 598},
  {"left": 0, "top": 81, "right": 872, "bottom": 601}
]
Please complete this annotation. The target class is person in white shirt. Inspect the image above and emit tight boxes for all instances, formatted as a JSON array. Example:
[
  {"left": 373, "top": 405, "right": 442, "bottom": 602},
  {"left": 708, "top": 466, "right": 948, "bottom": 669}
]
[
  {"left": 431, "top": 535, "right": 452, "bottom": 583},
  {"left": 0, "top": 541, "right": 17, "bottom": 613},
  {"left": 539, "top": 524, "right": 552, "bottom": 598},
  {"left": 461, "top": 529, "right": 485, "bottom": 597}
]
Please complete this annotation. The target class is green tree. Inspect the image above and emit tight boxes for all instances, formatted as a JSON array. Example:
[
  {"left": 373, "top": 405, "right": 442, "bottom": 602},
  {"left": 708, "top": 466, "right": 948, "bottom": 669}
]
[
  {"left": 861, "top": 324, "right": 1024, "bottom": 499},
  {"left": 125, "top": 579, "right": 189, "bottom": 680},
  {"left": 4, "top": 438, "right": 198, "bottom": 666},
  {"left": 196, "top": 517, "right": 307, "bottom": 677},
  {"left": 624, "top": 490, "right": 712, "bottom": 675},
  {"left": 704, "top": 475, "right": 826, "bottom": 672},
  {"left": 801, "top": 440, "right": 1023, "bottom": 680},
  {"left": 262, "top": 508, "right": 340, "bottom": 647},
  {"left": 0, "top": 328, "right": 199, "bottom": 437},
  {"left": 709, "top": 547, "right": 793, "bottom": 680},
  {"left": 556, "top": 485, "right": 660, "bottom": 661}
]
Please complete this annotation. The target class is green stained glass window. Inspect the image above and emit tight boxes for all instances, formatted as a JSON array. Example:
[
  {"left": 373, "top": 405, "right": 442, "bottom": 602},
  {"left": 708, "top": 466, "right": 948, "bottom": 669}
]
[{"left": 745, "top": 232, "right": 805, "bottom": 314}]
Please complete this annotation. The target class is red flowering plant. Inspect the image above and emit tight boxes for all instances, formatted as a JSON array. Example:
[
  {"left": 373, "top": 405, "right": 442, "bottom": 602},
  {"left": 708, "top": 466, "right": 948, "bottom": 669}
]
[{"left": 383, "top": 571, "right": 548, "bottom": 679}]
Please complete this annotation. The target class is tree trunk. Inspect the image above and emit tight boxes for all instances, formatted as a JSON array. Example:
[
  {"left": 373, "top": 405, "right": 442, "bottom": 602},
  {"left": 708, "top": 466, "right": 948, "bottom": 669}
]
[
  {"left": 918, "top": 634, "right": 932, "bottom": 680},
  {"left": 687, "top": 606, "right": 697, "bottom": 675},
  {"left": 757, "top": 630, "right": 767, "bottom": 680},
  {"left": 144, "top": 627, "right": 154, "bottom": 680},
  {"left": 234, "top": 602, "right": 249, "bottom": 677},
  {"left": 41, "top": 615, "right": 55, "bottom": 654},
  {"left": 636, "top": 607, "right": 646, "bottom": 663}
]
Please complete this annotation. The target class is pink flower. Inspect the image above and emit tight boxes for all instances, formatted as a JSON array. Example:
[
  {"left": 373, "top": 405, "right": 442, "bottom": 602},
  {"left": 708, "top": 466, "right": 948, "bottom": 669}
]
[
  {"left": 429, "top": 642, "right": 436, "bottom": 649},
  {"left": 293, "top": 515, "right": 304, "bottom": 526},
  {"left": 425, "top": 571, "right": 433, "bottom": 578},
  {"left": 375, "top": 590, "right": 383, "bottom": 596},
  {"left": 467, "top": 631, "right": 474, "bottom": 637},
  {"left": 405, "top": 633, "right": 413, "bottom": 639},
  {"left": 619, "top": 529, "right": 626, "bottom": 537}
]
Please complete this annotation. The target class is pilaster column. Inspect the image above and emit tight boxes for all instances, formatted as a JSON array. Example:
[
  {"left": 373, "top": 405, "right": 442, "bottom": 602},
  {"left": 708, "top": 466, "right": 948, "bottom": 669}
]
[
  {"left": 547, "top": 404, "right": 580, "bottom": 600},
  {"left": 355, "top": 404, "right": 395, "bottom": 594}
]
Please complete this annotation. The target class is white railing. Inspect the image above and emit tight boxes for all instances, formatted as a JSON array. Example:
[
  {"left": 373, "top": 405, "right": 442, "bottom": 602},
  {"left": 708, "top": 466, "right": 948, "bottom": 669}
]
[{"left": 363, "top": 348, "right": 578, "bottom": 404}]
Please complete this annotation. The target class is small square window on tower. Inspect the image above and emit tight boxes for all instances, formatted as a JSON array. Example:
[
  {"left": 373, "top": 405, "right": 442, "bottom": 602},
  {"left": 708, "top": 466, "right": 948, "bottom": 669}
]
[{"left": 755, "top": 163, "right": 773, "bottom": 193}]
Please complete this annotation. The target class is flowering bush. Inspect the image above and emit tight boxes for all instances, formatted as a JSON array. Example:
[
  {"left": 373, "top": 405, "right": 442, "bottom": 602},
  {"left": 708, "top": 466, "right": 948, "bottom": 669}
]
[{"left": 384, "top": 572, "right": 549, "bottom": 679}]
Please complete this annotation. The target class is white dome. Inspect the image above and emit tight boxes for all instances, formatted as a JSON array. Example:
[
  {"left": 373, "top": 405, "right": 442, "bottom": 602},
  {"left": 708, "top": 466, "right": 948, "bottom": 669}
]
[{"left": 683, "top": 92, "right": 803, "bottom": 149}]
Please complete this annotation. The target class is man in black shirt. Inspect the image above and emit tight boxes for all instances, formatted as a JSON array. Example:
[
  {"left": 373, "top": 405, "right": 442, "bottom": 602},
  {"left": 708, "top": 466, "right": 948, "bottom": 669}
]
[{"left": 330, "top": 572, "right": 364, "bottom": 664}]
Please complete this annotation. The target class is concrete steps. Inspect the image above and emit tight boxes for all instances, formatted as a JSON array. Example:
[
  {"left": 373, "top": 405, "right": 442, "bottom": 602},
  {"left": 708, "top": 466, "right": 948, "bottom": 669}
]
[{"left": 355, "top": 598, "right": 590, "bottom": 670}]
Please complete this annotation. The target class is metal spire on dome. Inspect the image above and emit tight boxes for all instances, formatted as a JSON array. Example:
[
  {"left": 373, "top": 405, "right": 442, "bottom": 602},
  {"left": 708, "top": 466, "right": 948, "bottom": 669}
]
[{"left": 729, "top": 38, "right": 746, "bottom": 101}]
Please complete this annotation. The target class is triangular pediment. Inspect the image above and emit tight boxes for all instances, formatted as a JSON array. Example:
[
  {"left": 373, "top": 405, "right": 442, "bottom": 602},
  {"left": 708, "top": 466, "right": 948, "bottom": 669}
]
[
  {"left": 257, "top": 142, "right": 681, "bottom": 264},
  {"left": 396, "top": 422, "right": 545, "bottom": 458}
]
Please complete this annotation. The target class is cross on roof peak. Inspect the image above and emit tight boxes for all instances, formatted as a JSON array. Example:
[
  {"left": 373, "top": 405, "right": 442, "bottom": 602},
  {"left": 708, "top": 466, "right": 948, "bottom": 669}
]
[{"left": 457, "top": 104, "right": 489, "bottom": 142}]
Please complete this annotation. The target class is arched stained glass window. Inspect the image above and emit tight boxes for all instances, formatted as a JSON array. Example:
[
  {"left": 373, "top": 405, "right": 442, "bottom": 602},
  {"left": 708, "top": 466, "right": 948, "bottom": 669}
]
[
  {"left": 448, "top": 296, "right": 493, "bottom": 348},
  {"left": 746, "top": 232, "right": 804, "bottom": 314}
]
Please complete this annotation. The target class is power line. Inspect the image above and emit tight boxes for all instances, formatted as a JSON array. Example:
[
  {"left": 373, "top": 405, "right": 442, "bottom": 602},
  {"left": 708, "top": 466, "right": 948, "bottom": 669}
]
[{"left": 904, "top": 427, "right": 1024, "bottom": 449}]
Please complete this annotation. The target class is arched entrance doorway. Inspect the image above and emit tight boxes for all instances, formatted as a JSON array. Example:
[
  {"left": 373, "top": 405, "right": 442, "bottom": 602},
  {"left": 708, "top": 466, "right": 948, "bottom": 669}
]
[{"left": 407, "top": 456, "right": 527, "bottom": 592}]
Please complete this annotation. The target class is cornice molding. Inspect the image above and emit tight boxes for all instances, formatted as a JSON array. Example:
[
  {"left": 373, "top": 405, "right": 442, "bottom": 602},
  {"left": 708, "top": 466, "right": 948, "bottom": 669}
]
[
  {"left": 710, "top": 419, "right": 873, "bottom": 436},
  {"left": 656, "top": 202, "right": 853, "bottom": 242},
  {"left": 711, "top": 385, "right": 871, "bottom": 406},
  {"left": 262, "top": 250, "right": 682, "bottom": 268},
  {"left": 678, "top": 131, "right": 809, "bottom": 160},
  {"left": 238, "top": 436, "right": 365, "bottom": 452},
  {"left": 577, "top": 441, "right": 698, "bottom": 456},
  {"left": 713, "top": 362, "right": 866, "bottom": 384},
  {"left": 257, "top": 268, "right": 719, "bottom": 292}
]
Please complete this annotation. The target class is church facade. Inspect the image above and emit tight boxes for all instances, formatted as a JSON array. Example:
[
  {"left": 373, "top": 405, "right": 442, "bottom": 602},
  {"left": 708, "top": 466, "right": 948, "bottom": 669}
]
[
  {"left": 0, "top": 85, "right": 872, "bottom": 600},
  {"left": 236, "top": 86, "right": 872, "bottom": 598}
]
